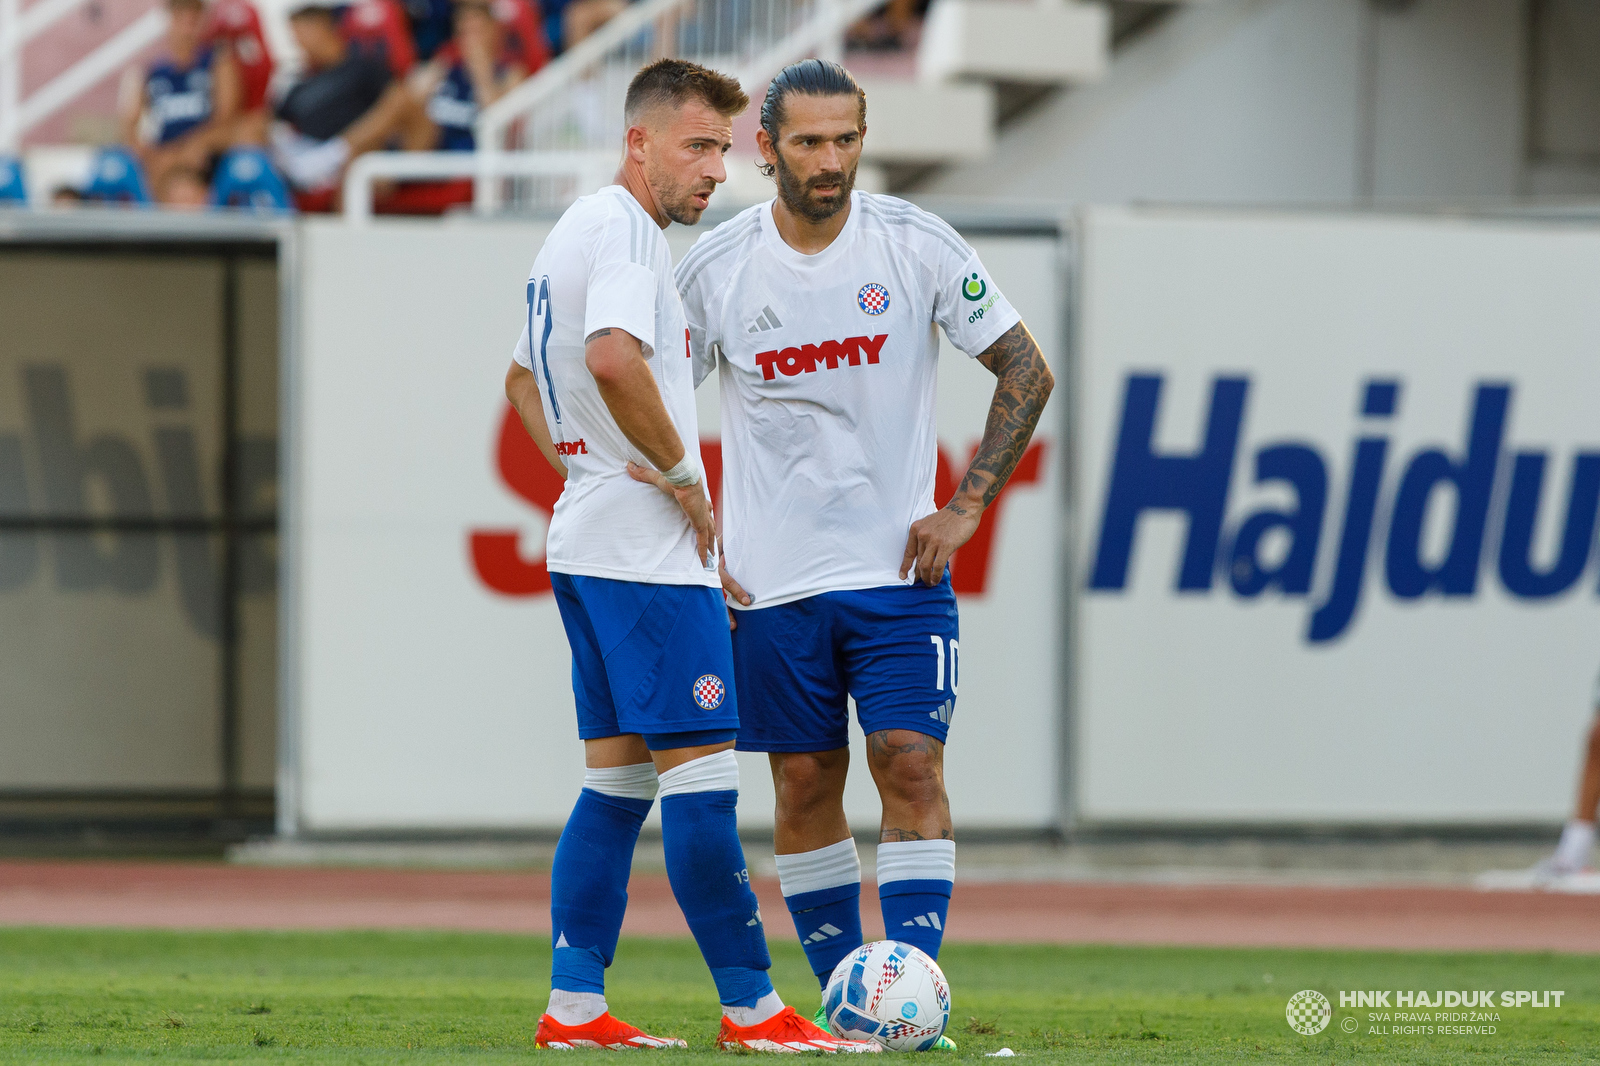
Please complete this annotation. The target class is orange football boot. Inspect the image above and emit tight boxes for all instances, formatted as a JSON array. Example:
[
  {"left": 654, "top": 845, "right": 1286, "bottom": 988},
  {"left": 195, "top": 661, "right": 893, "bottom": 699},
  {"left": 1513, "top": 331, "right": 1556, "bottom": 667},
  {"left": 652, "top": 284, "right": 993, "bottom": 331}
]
[
  {"left": 535, "top": 1011, "right": 688, "bottom": 1049},
  {"left": 718, "top": 1006, "right": 883, "bottom": 1053}
]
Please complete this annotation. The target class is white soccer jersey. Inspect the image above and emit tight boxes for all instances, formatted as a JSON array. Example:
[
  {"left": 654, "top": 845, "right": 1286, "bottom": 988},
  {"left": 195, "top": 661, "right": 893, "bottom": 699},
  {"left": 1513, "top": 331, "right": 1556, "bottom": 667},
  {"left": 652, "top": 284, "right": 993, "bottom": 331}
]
[
  {"left": 512, "top": 184, "right": 716, "bottom": 587},
  {"left": 677, "top": 191, "right": 1021, "bottom": 608}
]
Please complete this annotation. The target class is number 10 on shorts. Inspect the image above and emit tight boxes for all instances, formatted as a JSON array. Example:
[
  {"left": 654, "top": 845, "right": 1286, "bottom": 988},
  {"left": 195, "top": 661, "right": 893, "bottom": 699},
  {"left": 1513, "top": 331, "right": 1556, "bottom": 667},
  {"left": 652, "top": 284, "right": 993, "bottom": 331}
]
[{"left": 930, "top": 635, "right": 959, "bottom": 694}]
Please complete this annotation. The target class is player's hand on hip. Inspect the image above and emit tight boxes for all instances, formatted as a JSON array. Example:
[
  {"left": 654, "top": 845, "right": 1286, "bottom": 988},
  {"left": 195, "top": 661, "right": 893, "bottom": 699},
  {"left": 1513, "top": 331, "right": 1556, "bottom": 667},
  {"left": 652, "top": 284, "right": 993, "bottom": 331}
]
[
  {"left": 627, "top": 461, "right": 717, "bottom": 568},
  {"left": 719, "top": 556, "right": 751, "bottom": 628},
  {"left": 900, "top": 502, "right": 982, "bottom": 587}
]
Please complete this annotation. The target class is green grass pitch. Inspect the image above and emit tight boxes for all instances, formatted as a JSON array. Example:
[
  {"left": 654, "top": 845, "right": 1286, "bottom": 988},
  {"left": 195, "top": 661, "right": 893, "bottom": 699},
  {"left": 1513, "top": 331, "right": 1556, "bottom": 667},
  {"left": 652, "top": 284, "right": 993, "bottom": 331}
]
[{"left": 0, "top": 928, "right": 1594, "bottom": 1063}]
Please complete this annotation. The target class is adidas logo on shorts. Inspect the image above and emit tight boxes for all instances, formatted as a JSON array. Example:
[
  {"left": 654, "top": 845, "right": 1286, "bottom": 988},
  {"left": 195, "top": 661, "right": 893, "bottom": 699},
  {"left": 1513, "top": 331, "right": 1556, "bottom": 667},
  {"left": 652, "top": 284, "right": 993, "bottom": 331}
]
[{"left": 929, "top": 699, "right": 953, "bottom": 725}]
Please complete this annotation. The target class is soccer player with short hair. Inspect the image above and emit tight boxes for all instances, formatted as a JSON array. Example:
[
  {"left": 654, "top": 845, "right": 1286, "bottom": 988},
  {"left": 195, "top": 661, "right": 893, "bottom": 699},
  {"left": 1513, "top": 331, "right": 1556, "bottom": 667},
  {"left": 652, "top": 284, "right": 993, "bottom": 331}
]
[
  {"left": 669, "top": 59, "right": 1055, "bottom": 1042},
  {"left": 504, "top": 58, "right": 879, "bottom": 1053}
]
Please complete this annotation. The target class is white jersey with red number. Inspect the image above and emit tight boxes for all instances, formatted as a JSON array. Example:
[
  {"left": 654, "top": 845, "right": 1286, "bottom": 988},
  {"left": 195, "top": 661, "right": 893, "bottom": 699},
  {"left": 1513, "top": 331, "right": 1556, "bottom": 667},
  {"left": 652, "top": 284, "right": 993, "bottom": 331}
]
[
  {"left": 677, "top": 191, "right": 1021, "bottom": 608},
  {"left": 512, "top": 185, "right": 716, "bottom": 588}
]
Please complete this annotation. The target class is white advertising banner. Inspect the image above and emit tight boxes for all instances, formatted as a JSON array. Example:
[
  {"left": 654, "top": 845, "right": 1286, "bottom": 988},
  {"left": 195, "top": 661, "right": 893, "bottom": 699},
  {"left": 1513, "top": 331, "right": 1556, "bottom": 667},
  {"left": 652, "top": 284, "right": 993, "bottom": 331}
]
[
  {"left": 289, "top": 213, "right": 1063, "bottom": 832},
  {"left": 1076, "top": 207, "right": 1600, "bottom": 824}
]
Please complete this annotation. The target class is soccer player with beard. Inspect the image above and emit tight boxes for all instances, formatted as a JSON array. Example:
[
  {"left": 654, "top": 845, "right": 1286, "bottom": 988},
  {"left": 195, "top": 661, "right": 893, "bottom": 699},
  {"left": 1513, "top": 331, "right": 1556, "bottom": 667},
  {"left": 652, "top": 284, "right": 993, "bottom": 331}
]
[
  {"left": 505, "top": 59, "right": 878, "bottom": 1053},
  {"left": 653, "top": 59, "right": 1054, "bottom": 1046}
]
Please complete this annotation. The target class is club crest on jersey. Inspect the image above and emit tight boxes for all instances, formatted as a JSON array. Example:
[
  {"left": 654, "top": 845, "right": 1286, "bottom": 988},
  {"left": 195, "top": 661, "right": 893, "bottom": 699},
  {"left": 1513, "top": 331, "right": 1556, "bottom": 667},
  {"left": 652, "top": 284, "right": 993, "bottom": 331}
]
[
  {"left": 693, "top": 674, "right": 725, "bottom": 710},
  {"left": 857, "top": 283, "right": 890, "bottom": 315}
]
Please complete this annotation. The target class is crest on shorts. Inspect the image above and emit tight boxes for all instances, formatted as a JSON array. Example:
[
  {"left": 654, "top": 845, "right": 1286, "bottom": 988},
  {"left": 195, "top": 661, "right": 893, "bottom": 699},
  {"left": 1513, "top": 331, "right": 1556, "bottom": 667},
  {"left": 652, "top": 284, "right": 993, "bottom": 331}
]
[
  {"left": 693, "top": 674, "right": 726, "bottom": 710},
  {"left": 857, "top": 283, "right": 890, "bottom": 315}
]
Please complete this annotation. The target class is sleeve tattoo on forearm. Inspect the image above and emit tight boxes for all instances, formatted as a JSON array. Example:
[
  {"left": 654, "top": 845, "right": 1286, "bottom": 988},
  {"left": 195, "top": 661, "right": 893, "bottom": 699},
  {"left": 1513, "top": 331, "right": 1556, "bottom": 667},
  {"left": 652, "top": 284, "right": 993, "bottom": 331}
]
[{"left": 952, "top": 322, "right": 1054, "bottom": 511}]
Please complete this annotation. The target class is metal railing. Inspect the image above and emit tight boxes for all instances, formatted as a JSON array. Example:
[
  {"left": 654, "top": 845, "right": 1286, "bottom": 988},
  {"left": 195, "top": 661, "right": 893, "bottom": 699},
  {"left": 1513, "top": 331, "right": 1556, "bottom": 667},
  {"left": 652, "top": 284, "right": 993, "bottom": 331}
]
[
  {"left": 0, "top": 0, "right": 167, "bottom": 152},
  {"left": 340, "top": 149, "right": 615, "bottom": 222},
  {"left": 467, "top": 0, "right": 885, "bottom": 214}
]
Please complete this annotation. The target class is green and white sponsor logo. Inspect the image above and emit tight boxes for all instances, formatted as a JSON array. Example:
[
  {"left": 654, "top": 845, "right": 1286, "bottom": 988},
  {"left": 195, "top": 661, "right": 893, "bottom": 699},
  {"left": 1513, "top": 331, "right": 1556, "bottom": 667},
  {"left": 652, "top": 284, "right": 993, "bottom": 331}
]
[{"left": 961, "top": 272, "right": 987, "bottom": 301}]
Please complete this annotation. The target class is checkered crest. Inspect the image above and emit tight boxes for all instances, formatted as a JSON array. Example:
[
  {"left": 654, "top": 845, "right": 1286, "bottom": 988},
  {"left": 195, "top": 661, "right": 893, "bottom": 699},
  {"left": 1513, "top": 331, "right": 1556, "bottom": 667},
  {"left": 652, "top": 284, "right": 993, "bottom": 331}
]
[
  {"left": 857, "top": 284, "right": 890, "bottom": 315},
  {"left": 1285, "top": 990, "right": 1331, "bottom": 1035},
  {"left": 692, "top": 674, "right": 725, "bottom": 710}
]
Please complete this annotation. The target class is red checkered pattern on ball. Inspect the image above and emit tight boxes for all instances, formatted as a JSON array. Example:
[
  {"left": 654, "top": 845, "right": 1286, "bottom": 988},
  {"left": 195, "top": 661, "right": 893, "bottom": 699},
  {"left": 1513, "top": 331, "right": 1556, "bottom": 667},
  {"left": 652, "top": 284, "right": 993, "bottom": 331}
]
[{"left": 693, "top": 674, "right": 725, "bottom": 710}]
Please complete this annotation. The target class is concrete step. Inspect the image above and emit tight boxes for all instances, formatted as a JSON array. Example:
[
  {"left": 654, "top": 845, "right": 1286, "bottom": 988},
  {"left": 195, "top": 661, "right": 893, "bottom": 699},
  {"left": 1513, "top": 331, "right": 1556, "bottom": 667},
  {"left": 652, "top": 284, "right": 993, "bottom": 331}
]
[{"left": 919, "top": 0, "right": 1110, "bottom": 86}]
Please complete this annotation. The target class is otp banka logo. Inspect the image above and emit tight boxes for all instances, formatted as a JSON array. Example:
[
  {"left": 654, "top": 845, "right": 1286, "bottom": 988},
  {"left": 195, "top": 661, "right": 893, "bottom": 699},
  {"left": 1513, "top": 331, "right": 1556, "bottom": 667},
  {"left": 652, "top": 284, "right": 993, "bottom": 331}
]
[{"left": 1088, "top": 375, "right": 1600, "bottom": 643}]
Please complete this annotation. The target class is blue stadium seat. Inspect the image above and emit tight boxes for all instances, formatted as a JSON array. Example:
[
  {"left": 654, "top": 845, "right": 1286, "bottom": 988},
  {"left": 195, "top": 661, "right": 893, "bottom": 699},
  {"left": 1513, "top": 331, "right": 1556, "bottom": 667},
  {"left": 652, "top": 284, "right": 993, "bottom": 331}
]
[
  {"left": 82, "top": 147, "right": 152, "bottom": 204},
  {"left": 0, "top": 155, "right": 26, "bottom": 204},
  {"left": 211, "top": 147, "right": 293, "bottom": 212}
]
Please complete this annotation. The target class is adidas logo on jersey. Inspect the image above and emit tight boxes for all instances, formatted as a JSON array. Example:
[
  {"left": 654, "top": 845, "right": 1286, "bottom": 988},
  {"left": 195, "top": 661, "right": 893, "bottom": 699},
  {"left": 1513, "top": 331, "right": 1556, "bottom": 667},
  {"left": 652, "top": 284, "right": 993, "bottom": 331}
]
[
  {"left": 902, "top": 912, "right": 943, "bottom": 930},
  {"left": 755, "top": 334, "right": 888, "bottom": 381},
  {"left": 804, "top": 923, "right": 844, "bottom": 943},
  {"left": 747, "top": 306, "right": 784, "bottom": 333},
  {"left": 929, "top": 699, "right": 953, "bottom": 725}
]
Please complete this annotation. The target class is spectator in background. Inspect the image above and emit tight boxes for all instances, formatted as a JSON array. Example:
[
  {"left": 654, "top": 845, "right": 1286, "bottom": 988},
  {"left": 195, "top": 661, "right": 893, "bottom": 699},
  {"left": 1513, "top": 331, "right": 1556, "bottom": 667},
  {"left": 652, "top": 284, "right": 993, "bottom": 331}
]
[
  {"left": 154, "top": 166, "right": 213, "bottom": 208},
  {"left": 403, "top": 0, "right": 455, "bottom": 61},
  {"left": 118, "top": 0, "right": 240, "bottom": 200},
  {"left": 410, "top": 0, "right": 527, "bottom": 151},
  {"left": 343, "top": 0, "right": 418, "bottom": 78},
  {"left": 369, "top": 0, "right": 531, "bottom": 215},
  {"left": 272, "top": 0, "right": 433, "bottom": 209},
  {"left": 491, "top": 0, "right": 549, "bottom": 75},
  {"left": 203, "top": 0, "right": 276, "bottom": 144},
  {"left": 542, "top": 0, "right": 622, "bottom": 54}
]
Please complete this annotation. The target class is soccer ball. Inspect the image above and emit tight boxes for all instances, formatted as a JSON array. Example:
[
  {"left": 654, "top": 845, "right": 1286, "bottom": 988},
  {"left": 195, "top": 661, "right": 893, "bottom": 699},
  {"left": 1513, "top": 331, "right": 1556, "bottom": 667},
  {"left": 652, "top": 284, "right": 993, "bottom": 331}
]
[{"left": 822, "top": 941, "right": 951, "bottom": 1051}]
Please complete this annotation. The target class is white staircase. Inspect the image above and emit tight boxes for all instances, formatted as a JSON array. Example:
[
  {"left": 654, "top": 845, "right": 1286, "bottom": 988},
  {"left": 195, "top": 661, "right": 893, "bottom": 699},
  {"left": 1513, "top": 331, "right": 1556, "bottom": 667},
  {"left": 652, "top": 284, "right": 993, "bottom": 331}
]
[
  {"left": 0, "top": 0, "right": 168, "bottom": 154},
  {"left": 460, "top": 0, "right": 1120, "bottom": 214}
]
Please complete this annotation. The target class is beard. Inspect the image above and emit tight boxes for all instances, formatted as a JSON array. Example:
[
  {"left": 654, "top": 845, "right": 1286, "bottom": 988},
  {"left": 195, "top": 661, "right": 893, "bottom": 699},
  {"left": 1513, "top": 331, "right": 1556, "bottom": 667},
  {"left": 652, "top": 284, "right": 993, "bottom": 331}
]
[
  {"left": 774, "top": 148, "right": 856, "bottom": 223},
  {"left": 649, "top": 158, "right": 715, "bottom": 225}
]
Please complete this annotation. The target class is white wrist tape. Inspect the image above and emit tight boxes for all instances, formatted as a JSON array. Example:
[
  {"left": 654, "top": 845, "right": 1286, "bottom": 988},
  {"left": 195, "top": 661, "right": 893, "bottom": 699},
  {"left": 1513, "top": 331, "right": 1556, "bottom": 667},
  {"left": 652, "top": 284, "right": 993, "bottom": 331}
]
[{"left": 661, "top": 457, "right": 700, "bottom": 488}]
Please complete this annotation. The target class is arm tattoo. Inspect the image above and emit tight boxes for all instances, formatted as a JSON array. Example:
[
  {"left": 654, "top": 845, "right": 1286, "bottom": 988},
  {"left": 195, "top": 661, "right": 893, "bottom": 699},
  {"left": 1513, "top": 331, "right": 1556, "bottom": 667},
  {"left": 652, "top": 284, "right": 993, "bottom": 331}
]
[
  {"left": 954, "top": 322, "right": 1055, "bottom": 509},
  {"left": 585, "top": 328, "right": 612, "bottom": 341}
]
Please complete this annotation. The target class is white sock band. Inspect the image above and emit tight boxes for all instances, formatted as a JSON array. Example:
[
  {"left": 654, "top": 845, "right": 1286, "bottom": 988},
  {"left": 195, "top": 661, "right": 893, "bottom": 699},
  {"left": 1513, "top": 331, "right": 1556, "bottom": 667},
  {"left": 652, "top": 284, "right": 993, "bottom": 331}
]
[
  {"left": 775, "top": 838, "right": 861, "bottom": 897},
  {"left": 1555, "top": 820, "right": 1596, "bottom": 869},
  {"left": 583, "top": 762, "right": 659, "bottom": 801},
  {"left": 877, "top": 839, "right": 955, "bottom": 885},
  {"left": 547, "top": 988, "right": 607, "bottom": 1026},
  {"left": 656, "top": 749, "right": 739, "bottom": 799}
]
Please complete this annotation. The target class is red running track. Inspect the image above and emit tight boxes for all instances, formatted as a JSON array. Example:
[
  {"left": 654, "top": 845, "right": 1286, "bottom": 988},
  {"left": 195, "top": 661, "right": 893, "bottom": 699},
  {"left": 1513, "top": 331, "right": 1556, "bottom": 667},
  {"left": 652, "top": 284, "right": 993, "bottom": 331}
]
[{"left": 1, "top": 862, "right": 1597, "bottom": 953}]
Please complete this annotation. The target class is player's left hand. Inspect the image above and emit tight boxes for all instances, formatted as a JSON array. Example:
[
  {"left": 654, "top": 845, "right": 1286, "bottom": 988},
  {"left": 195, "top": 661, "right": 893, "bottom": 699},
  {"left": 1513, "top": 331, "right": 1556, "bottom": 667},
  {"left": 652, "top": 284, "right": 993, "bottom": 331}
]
[
  {"left": 720, "top": 556, "right": 751, "bottom": 630},
  {"left": 901, "top": 499, "right": 982, "bottom": 587}
]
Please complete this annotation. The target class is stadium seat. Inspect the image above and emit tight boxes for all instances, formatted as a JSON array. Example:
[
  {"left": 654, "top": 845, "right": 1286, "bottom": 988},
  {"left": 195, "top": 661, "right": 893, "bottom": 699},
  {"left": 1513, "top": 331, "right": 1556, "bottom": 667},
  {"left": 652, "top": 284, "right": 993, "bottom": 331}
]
[
  {"left": 0, "top": 156, "right": 26, "bottom": 204},
  {"left": 211, "top": 147, "right": 294, "bottom": 211},
  {"left": 82, "top": 147, "right": 152, "bottom": 204}
]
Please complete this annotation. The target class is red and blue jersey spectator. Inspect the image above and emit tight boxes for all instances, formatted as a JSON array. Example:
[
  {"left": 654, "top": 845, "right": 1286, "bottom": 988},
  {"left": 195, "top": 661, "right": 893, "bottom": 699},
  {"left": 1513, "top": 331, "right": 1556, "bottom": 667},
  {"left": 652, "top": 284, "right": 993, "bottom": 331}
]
[
  {"left": 118, "top": 0, "right": 240, "bottom": 203},
  {"left": 204, "top": 0, "right": 274, "bottom": 113},
  {"left": 342, "top": 0, "right": 418, "bottom": 78}
]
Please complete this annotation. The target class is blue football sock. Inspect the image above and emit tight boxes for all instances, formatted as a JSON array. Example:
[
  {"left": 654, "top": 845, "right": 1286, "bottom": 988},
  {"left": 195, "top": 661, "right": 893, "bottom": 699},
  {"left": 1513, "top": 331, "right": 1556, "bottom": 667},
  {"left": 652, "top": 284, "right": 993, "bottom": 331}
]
[
  {"left": 658, "top": 754, "right": 773, "bottom": 1008},
  {"left": 775, "top": 838, "right": 865, "bottom": 988},
  {"left": 878, "top": 879, "right": 952, "bottom": 959},
  {"left": 877, "top": 840, "right": 955, "bottom": 960},
  {"left": 785, "top": 883, "right": 863, "bottom": 987},
  {"left": 550, "top": 787, "right": 651, "bottom": 993}
]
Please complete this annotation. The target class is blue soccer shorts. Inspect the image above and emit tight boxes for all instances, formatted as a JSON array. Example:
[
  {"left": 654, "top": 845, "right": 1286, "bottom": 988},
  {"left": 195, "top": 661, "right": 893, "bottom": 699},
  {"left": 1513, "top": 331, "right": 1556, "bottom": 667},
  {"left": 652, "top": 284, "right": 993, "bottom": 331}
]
[
  {"left": 550, "top": 572, "right": 739, "bottom": 750},
  {"left": 730, "top": 574, "right": 959, "bottom": 753}
]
